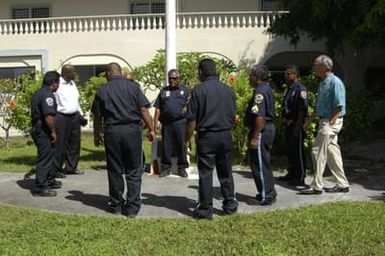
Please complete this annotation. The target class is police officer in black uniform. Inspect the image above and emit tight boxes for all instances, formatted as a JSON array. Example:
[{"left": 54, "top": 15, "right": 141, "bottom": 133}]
[
  {"left": 244, "top": 64, "right": 277, "bottom": 206},
  {"left": 186, "top": 58, "right": 238, "bottom": 219},
  {"left": 92, "top": 63, "right": 155, "bottom": 218},
  {"left": 278, "top": 65, "right": 308, "bottom": 186},
  {"left": 31, "top": 71, "right": 62, "bottom": 197},
  {"left": 153, "top": 69, "right": 190, "bottom": 178}
]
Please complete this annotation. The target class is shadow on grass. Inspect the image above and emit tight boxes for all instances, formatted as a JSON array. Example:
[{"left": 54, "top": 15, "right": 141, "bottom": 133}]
[
  {"left": 2, "top": 156, "right": 35, "bottom": 166},
  {"left": 80, "top": 147, "right": 105, "bottom": 161},
  {"left": 65, "top": 190, "right": 110, "bottom": 212},
  {"left": 141, "top": 193, "right": 196, "bottom": 216}
]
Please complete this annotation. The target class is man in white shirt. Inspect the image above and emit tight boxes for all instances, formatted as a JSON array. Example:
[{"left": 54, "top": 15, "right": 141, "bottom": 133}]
[{"left": 54, "top": 64, "right": 86, "bottom": 177}]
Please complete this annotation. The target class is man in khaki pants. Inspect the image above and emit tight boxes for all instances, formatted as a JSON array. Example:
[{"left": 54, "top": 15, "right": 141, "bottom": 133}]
[{"left": 301, "top": 55, "right": 350, "bottom": 195}]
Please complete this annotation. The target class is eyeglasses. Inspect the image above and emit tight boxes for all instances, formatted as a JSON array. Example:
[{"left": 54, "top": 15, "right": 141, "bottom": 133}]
[{"left": 168, "top": 77, "right": 179, "bottom": 80}]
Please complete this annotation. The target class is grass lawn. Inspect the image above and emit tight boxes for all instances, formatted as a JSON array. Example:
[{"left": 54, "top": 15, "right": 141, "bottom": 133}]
[
  {"left": 1, "top": 134, "right": 384, "bottom": 255},
  {"left": 0, "top": 201, "right": 384, "bottom": 255},
  {"left": 0, "top": 133, "right": 155, "bottom": 173}
]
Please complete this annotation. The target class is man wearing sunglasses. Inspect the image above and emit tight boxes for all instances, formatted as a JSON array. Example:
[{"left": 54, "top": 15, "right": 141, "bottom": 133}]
[{"left": 153, "top": 69, "right": 190, "bottom": 178}]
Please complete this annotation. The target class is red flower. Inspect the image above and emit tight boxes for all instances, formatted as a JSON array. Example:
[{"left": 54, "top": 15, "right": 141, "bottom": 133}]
[
  {"left": 8, "top": 101, "right": 16, "bottom": 108},
  {"left": 228, "top": 76, "right": 236, "bottom": 83}
]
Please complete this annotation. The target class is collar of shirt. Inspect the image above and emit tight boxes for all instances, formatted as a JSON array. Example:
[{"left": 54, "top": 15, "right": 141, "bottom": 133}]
[
  {"left": 167, "top": 84, "right": 181, "bottom": 90},
  {"left": 202, "top": 76, "right": 218, "bottom": 82},
  {"left": 321, "top": 73, "right": 334, "bottom": 85},
  {"left": 109, "top": 76, "right": 125, "bottom": 82},
  {"left": 60, "top": 77, "right": 74, "bottom": 86}
]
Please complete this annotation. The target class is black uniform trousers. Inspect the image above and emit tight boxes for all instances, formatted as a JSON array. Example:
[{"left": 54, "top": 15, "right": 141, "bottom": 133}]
[
  {"left": 284, "top": 123, "right": 306, "bottom": 182},
  {"left": 249, "top": 124, "right": 277, "bottom": 201},
  {"left": 161, "top": 118, "right": 188, "bottom": 170},
  {"left": 104, "top": 123, "right": 143, "bottom": 215},
  {"left": 54, "top": 112, "right": 81, "bottom": 173},
  {"left": 31, "top": 125, "right": 56, "bottom": 189},
  {"left": 195, "top": 130, "right": 238, "bottom": 217}
]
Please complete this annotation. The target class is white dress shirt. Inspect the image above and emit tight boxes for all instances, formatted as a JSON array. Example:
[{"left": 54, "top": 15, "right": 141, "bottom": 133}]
[{"left": 55, "top": 77, "right": 83, "bottom": 115}]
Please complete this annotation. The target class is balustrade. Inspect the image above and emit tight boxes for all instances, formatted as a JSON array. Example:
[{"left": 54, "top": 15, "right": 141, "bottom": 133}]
[{"left": 0, "top": 11, "right": 287, "bottom": 35}]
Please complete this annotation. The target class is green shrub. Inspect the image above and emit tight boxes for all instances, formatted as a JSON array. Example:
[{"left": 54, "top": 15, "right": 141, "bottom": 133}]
[
  {"left": 8, "top": 73, "right": 43, "bottom": 135},
  {"left": 80, "top": 73, "right": 107, "bottom": 112}
]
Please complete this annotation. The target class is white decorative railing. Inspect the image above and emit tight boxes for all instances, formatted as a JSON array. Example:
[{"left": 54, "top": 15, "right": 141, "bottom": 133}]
[{"left": 0, "top": 11, "right": 287, "bottom": 35}]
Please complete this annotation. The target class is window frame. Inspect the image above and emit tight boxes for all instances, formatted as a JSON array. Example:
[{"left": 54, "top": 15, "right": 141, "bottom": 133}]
[
  {"left": 129, "top": 1, "right": 165, "bottom": 14},
  {"left": 11, "top": 4, "right": 51, "bottom": 19}
]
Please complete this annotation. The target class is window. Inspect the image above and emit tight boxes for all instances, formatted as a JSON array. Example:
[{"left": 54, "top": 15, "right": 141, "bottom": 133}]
[
  {"left": 261, "top": 0, "right": 279, "bottom": 11},
  {"left": 11, "top": 5, "right": 51, "bottom": 33},
  {"left": 130, "top": 1, "right": 165, "bottom": 14},
  {"left": 0, "top": 67, "right": 35, "bottom": 80},
  {"left": 73, "top": 65, "right": 106, "bottom": 86},
  {"left": 12, "top": 6, "right": 50, "bottom": 19},
  {"left": 129, "top": 1, "right": 165, "bottom": 29}
]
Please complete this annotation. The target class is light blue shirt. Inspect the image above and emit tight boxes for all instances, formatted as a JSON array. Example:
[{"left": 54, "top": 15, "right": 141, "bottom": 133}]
[{"left": 316, "top": 74, "right": 346, "bottom": 118}]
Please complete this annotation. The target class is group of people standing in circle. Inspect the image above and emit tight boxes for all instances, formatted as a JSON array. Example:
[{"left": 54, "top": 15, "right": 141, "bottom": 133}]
[{"left": 31, "top": 54, "right": 349, "bottom": 219}]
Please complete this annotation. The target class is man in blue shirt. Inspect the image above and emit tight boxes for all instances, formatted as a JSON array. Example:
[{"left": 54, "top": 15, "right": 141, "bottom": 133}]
[
  {"left": 31, "top": 71, "right": 62, "bottom": 197},
  {"left": 153, "top": 69, "right": 190, "bottom": 178},
  {"left": 186, "top": 59, "right": 238, "bottom": 219},
  {"left": 244, "top": 64, "right": 277, "bottom": 205},
  {"left": 92, "top": 63, "right": 155, "bottom": 217},
  {"left": 278, "top": 65, "right": 308, "bottom": 187},
  {"left": 301, "top": 55, "right": 349, "bottom": 194}
]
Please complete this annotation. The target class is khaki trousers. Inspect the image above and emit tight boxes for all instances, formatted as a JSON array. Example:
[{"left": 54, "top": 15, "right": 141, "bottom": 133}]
[{"left": 311, "top": 118, "right": 349, "bottom": 190}]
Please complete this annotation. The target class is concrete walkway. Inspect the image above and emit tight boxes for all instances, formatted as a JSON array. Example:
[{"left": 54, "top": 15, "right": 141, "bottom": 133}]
[{"left": 0, "top": 165, "right": 384, "bottom": 218}]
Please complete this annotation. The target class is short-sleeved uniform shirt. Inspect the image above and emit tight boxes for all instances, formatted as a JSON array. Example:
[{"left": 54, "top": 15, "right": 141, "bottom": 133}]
[
  {"left": 31, "top": 86, "right": 57, "bottom": 130},
  {"left": 282, "top": 82, "right": 308, "bottom": 121},
  {"left": 316, "top": 74, "right": 346, "bottom": 118},
  {"left": 244, "top": 82, "right": 275, "bottom": 130},
  {"left": 153, "top": 84, "right": 190, "bottom": 124},
  {"left": 187, "top": 76, "right": 236, "bottom": 132},
  {"left": 91, "top": 76, "right": 150, "bottom": 126}
]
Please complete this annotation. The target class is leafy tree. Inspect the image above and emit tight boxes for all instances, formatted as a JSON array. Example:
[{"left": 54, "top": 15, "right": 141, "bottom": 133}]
[
  {"left": 268, "top": 0, "right": 385, "bottom": 54},
  {"left": 0, "top": 79, "right": 18, "bottom": 148},
  {"left": 131, "top": 49, "right": 236, "bottom": 92},
  {"left": 81, "top": 74, "right": 107, "bottom": 112},
  {"left": 8, "top": 73, "right": 43, "bottom": 135}
]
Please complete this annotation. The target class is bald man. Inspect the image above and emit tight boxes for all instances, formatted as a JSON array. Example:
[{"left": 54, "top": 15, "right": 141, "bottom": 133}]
[
  {"left": 54, "top": 64, "right": 85, "bottom": 178},
  {"left": 92, "top": 62, "right": 155, "bottom": 218}
]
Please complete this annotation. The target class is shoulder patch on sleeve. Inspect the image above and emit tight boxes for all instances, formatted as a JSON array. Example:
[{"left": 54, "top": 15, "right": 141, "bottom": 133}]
[
  {"left": 251, "top": 105, "right": 259, "bottom": 113},
  {"left": 46, "top": 97, "right": 54, "bottom": 106},
  {"left": 300, "top": 91, "right": 307, "bottom": 99},
  {"left": 254, "top": 93, "right": 264, "bottom": 104}
]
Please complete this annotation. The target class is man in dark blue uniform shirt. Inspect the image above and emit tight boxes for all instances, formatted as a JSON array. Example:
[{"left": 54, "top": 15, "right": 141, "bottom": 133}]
[
  {"left": 31, "top": 71, "right": 62, "bottom": 197},
  {"left": 186, "top": 58, "right": 238, "bottom": 219},
  {"left": 92, "top": 63, "right": 155, "bottom": 217},
  {"left": 278, "top": 65, "right": 308, "bottom": 187},
  {"left": 153, "top": 69, "right": 190, "bottom": 178},
  {"left": 244, "top": 64, "right": 277, "bottom": 206}
]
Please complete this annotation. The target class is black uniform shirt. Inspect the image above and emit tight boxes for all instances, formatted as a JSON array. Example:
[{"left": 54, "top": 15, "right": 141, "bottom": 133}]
[
  {"left": 91, "top": 76, "right": 150, "bottom": 126},
  {"left": 31, "top": 86, "right": 57, "bottom": 126},
  {"left": 282, "top": 82, "right": 308, "bottom": 121},
  {"left": 244, "top": 82, "right": 275, "bottom": 129},
  {"left": 187, "top": 76, "right": 236, "bottom": 132},
  {"left": 153, "top": 84, "right": 190, "bottom": 124}
]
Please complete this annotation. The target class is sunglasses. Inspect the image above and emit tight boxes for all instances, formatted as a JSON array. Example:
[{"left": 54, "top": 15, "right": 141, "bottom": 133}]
[{"left": 168, "top": 77, "right": 179, "bottom": 80}]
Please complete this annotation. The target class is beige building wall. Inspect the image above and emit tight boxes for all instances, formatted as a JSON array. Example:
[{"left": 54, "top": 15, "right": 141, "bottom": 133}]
[
  {"left": 179, "top": 0, "right": 259, "bottom": 12},
  {"left": 0, "top": 0, "right": 264, "bottom": 19}
]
